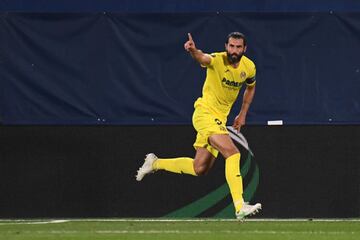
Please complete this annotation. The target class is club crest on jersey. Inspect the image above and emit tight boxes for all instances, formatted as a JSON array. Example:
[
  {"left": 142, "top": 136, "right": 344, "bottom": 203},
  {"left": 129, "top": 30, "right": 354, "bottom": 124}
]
[{"left": 240, "top": 71, "right": 246, "bottom": 79}]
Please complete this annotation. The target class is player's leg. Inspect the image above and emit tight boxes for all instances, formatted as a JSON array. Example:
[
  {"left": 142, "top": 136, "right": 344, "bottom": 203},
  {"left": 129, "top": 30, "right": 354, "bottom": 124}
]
[
  {"left": 135, "top": 153, "right": 196, "bottom": 181},
  {"left": 135, "top": 148, "right": 214, "bottom": 181},
  {"left": 209, "top": 134, "right": 243, "bottom": 210},
  {"left": 136, "top": 106, "right": 216, "bottom": 180},
  {"left": 154, "top": 147, "right": 215, "bottom": 176},
  {"left": 153, "top": 155, "right": 197, "bottom": 175},
  {"left": 209, "top": 134, "right": 261, "bottom": 219},
  {"left": 191, "top": 106, "right": 218, "bottom": 175},
  {"left": 135, "top": 123, "right": 215, "bottom": 181},
  {"left": 193, "top": 147, "right": 216, "bottom": 176}
]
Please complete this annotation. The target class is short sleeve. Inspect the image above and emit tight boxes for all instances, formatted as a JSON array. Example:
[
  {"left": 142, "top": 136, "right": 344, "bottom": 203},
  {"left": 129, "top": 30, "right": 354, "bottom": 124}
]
[
  {"left": 201, "top": 53, "right": 216, "bottom": 68},
  {"left": 246, "top": 64, "right": 256, "bottom": 86}
]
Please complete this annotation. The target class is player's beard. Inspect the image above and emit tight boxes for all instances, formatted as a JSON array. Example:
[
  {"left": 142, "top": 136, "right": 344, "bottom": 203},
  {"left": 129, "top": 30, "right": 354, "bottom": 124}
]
[{"left": 227, "top": 52, "right": 242, "bottom": 64}]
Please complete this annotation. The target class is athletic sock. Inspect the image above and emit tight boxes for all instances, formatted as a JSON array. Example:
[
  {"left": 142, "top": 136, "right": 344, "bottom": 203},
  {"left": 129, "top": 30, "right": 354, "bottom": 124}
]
[
  {"left": 225, "top": 153, "right": 244, "bottom": 212},
  {"left": 153, "top": 157, "right": 197, "bottom": 176}
]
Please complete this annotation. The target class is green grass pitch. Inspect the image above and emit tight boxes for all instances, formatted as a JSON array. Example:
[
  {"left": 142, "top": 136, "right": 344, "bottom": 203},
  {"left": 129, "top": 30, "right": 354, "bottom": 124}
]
[{"left": 0, "top": 219, "right": 359, "bottom": 240}]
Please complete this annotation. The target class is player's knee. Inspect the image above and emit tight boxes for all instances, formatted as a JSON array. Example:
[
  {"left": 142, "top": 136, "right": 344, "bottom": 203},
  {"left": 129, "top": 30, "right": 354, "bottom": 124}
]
[{"left": 220, "top": 146, "right": 239, "bottom": 159}]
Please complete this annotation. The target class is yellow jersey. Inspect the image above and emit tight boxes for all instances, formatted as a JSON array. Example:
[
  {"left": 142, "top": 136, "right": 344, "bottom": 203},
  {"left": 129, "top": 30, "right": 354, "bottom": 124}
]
[{"left": 194, "top": 52, "right": 256, "bottom": 120}]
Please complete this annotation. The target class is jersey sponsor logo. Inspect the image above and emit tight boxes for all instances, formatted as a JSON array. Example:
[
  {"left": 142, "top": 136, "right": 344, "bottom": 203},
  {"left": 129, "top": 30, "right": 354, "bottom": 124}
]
[{"left": 221, "top": 78, "right": 242, "bottom": 89}]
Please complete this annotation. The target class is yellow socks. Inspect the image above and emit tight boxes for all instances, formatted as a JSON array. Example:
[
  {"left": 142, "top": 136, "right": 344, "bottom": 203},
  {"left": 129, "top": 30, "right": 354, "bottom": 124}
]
[
  {"left": 225, "top": 153, "right": 244, "bottom": 212},
  {"left": 153, "top": 157, "right": 197, "bottom": 176}
]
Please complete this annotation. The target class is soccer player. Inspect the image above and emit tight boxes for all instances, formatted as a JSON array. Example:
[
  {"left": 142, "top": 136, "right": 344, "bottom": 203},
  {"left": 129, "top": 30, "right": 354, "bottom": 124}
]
[{"left": 136, "top": 32, "right": 262, "bottom": 219}]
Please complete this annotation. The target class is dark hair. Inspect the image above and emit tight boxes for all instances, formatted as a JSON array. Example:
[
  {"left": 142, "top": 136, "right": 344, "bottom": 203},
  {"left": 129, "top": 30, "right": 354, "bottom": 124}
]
[{"left": 226, "top": 32, "right": 246, "bottom": 46}]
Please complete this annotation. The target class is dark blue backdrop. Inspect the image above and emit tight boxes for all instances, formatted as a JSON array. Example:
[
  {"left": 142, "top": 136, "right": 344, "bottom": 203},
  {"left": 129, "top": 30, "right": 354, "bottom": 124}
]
[
  {"left": 1, "top": 12, "right": 360, "bottom": 125},
  {"left": 1, "top": 0, "right": 360, "bottom": 12}
]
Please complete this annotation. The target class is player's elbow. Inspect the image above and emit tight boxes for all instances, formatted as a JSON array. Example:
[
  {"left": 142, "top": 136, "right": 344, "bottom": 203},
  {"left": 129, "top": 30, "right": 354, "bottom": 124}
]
[
  {"left": 246, "top": 84, "right": 256, "bottom": 91},
  {"left": 200, "top": 58, "right": 211, "bottom": 66}
]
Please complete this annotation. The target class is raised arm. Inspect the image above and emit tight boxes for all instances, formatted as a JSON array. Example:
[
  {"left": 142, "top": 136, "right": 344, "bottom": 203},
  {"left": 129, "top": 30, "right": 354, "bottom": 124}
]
[{"left": 184, "top": 33, "right": 212, "bottom": 66}]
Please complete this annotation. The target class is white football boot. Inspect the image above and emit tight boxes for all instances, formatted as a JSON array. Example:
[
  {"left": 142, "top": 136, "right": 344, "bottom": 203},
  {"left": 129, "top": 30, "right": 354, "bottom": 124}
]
[
  {"left": 135, "top": 153, "right": 158, "bottom": 181},
  {"left": 236, "top": 202, "right": 262, "bottom": 220}
]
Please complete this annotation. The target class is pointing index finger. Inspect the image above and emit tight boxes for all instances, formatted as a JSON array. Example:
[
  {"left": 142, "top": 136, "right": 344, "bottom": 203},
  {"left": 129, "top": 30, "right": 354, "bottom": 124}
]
[{"left": 188, "top": 33, "right": 193, "bottom": 41}]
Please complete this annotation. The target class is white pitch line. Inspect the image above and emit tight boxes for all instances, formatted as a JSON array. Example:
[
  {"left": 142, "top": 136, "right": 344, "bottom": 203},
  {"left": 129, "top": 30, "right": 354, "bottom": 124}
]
[
  {"left": 0, "top": 218, "right": 359, "bottom": 225},
  {"left": 0, "top": 220, "right": 69, "bottom": 226},
  {"left": 57, "top": 218, "right": 360, "bottom": 222}
]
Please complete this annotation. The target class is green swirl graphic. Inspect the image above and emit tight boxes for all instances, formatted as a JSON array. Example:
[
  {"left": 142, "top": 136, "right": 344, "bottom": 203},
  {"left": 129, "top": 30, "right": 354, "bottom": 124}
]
[{"left": 165, "top": 152, "right": 259, "bottom": 218}]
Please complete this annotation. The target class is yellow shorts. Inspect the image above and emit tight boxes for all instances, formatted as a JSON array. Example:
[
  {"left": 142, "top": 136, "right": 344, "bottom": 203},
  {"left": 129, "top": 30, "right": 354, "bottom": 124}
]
[{"left": 192, "top": 105, "right": 228, "bottom": 157}]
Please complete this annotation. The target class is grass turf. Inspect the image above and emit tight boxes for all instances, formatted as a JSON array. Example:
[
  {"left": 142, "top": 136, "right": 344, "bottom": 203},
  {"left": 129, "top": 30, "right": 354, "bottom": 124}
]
[{"left": 0, "top": 219, "right": 359, "bottom": 240}]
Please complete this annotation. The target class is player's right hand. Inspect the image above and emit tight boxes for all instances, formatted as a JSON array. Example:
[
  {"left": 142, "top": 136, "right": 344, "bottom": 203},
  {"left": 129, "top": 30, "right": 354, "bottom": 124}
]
[
  {"left": 233, "top": 114, "right": 246, "bottom": 133},
  {"left": 184, "top": 33, "right": 196, "bottom": 52}
]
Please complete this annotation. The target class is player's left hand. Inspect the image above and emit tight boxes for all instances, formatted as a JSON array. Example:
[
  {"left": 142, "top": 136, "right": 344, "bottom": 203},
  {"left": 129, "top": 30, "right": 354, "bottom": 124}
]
[{"left": 233, "top": 114, "right": 246, "bottom": 132}]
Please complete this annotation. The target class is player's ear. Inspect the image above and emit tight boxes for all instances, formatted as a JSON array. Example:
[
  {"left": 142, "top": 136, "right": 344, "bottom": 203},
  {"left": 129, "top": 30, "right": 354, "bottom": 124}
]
[
  {"left": 225, "top": 43, "right": 228, "bottom": 50},
  {"left": 244, "top": 45, "right": 247, "bottom": 52}
]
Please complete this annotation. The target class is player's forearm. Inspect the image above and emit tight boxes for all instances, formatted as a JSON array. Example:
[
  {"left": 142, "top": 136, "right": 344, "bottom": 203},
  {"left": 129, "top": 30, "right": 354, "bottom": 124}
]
[
  {"left": 189, "top": 49, "right": 210, "bottom": 66},
  {"left": 239, "top": 86, "right": 255, "bottom": 117}
]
